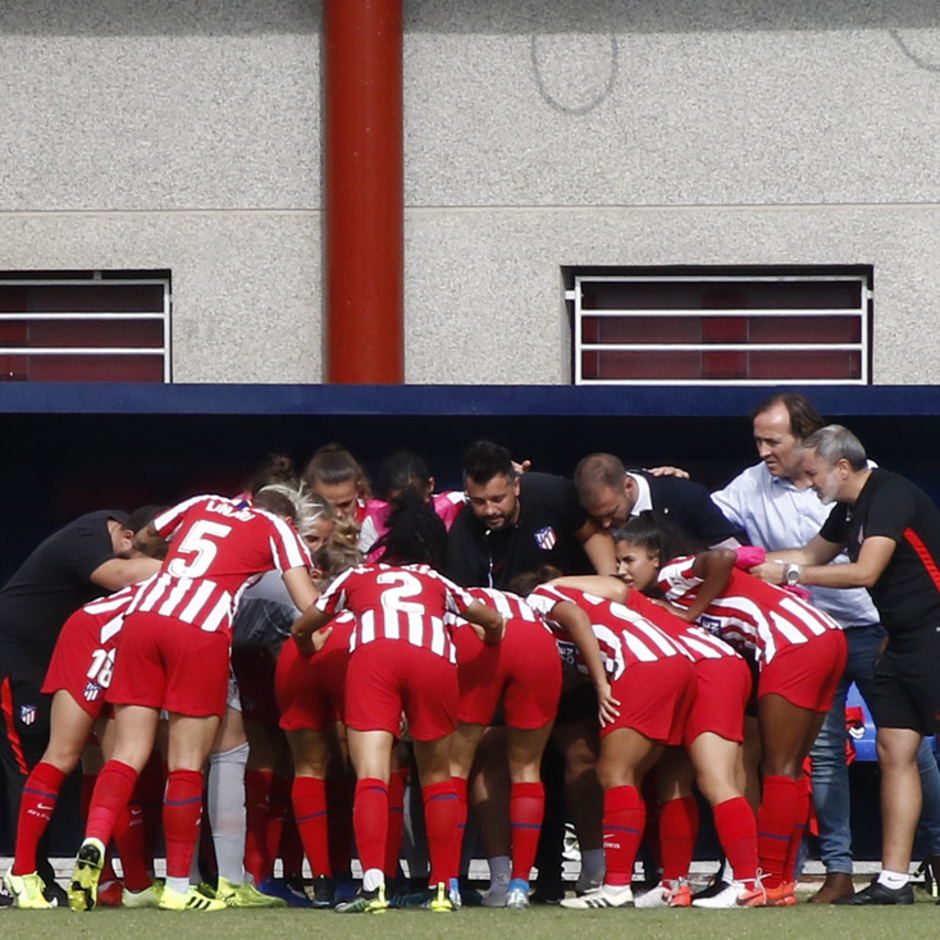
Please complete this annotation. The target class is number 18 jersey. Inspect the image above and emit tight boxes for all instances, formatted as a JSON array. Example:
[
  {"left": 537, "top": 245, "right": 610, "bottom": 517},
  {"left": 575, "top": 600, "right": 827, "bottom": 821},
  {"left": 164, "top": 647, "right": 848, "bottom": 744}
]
[
  {"left": 314, "top": 563, "right": 476, "bottom": 663},
  {"left": 126, "top": 495, "right": 311, "bottom": 636}
]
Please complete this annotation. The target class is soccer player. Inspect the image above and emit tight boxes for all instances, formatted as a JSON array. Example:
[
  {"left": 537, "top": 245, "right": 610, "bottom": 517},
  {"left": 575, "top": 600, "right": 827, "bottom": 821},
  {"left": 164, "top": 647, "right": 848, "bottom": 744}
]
[
  {"left": 291, "top": 493, "right": 506, "bottom": 914},
  {"left": 5, "top": 578, "right": 164, "bottom": 908},
  {"left": 448, "top": 586, "right": 562, "bottom": 908},
  {"left": 616, "top": 511, "right": 847, "bottom": 906},
  {"left": 553, "top": 568, "right": 759, "bottom": 909},
  {"left": 276, "top": 541, "right": 362, "bottom": 907},
  {"left": 67, "top": 485, "right": 325, "bottom": 913},
  {"left": 359, "top": 450, "right": 465, "bottom": 561},
  {"left": 519, "top": 579, "right": 693, "bottom": 910}
]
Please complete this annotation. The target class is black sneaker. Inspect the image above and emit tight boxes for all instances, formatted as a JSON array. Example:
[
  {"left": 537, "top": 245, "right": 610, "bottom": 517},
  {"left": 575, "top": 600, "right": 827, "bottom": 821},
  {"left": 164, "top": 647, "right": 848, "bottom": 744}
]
[
  {"left": 0, "top": 888, "right": 13, "bottom": 909},
  {"left": 834, "top": 880, "right": 914, "bottom": 905},
  {"left": 312, "top": 875, "right": 335, "bottom": 908}
]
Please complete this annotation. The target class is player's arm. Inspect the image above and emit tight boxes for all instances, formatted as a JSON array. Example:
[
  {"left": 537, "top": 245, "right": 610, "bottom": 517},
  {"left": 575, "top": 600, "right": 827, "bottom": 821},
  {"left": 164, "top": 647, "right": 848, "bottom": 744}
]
[
  {"left": 547, "top": 599, "right": 620, "bottom": 727},
  {"left": 574, "top": 519, "right": 617, "bottom": 576},
  {"left": 665, "top": 549, "right": 737, "bottom": 624},
  {"left": 290, "top": 601, "right": 335, "bottom": 658},
  {"left": 282, "top": 564, "right": 319, "bottom": 612},
  {"left": 548, "top": 574, "right": 628, "bottom": 605},
  {"left": 462, "top": 600, "right": 506, "bottom": 645},
  {"left": 89, "top": 556, "right": 162, "bottom": 591}
]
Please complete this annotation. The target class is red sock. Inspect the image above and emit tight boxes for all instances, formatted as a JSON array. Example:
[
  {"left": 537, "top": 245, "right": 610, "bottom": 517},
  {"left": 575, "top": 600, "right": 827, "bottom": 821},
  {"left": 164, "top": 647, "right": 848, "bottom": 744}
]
[
  {"left": 659, "top": 796, "right": 699, "bottom": 883},
  {"left": 353, "top": 778, "right": 388, "bottom": 875},
  {"left": 113, "top": 798, "right": 152, "bottom": 891},
  {"left": 510, "top": 781, "right": 544, "bottom": 882},
  {"left": 603, "top": 785, "right": 645, "bottom": 887},
  {"left": 293, "top": 776, "right": 332, "bottom": 878},
  {"left": 163, "top": 769, "right": 205, "bottom": 880},
  {"left": 385, "top": 768, "right": 407, "bottom": 878},
  {"left": 327, "top": 771, "right": 354, "bottom": 877},
  {"left": 87, "top": 760, "right": 139, "bottom": 845},
  {"left": 713, "top": 796, "right": 758, "bottom": 886},
  {"left": 13, "top": 762, "right": 66, "bottom": 874},
  {"left": 757, "top": 775, "right": 800, "bottom": 888},
  {"left": 423, "top": 780, "right": 459, "bottom": 886},
  {"left": 784, "top": 777, "right": 810, "bottom": 883},
  {"left": 244, "top": 768, "right": 274, "bottom": 882}
]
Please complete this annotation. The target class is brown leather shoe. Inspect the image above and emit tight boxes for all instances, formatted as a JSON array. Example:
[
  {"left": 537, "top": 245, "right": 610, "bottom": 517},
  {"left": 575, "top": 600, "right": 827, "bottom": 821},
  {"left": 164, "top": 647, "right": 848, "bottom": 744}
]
[{"left": 808, "top": 872, "right": 856, "bottom": 904}]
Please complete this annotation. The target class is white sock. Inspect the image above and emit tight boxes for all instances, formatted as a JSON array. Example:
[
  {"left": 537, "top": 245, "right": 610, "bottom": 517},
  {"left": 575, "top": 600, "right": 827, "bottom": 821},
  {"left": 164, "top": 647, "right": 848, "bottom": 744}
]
[
  {"left": 877, "top": 869, "right": 909, "bottom": 890},
  {"left": 207, "top": 743, "right": 250, "bottom": 885},
  {"left": 580, "top": 849, "right": 605, "bottom": 884},
  {"left": 719, "top": 859, "right": 735, "bottom": 884},
  {"left": 362, "top": 868, "right": 385, "bottom": 892},
  {"left": 166, "top": 876, "right": 190, "bottom": 896},
  {"left": 488, "top": 856, "right": 511, "bottom": 888}
]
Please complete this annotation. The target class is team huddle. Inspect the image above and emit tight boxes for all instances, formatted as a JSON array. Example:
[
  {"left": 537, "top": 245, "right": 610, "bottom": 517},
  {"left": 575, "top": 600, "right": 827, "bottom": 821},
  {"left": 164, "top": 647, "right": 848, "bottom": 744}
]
[{"left": 3, "top": 392, "right": 940, "bottom": 913}]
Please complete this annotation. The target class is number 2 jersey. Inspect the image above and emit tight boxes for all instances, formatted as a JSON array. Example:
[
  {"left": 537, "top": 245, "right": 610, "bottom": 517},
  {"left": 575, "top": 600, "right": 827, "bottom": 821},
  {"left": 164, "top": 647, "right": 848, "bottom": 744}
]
[
  {"left": 313, "top": 563, "right": 477, "bottom": 663},
  {"left": 125, "top": 495, "right": 312, "bottom": 636}
]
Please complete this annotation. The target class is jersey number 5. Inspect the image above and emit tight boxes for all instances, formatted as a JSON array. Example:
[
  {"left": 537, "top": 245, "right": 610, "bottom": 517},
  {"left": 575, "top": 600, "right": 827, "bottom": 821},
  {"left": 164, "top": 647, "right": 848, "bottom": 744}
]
[{"left": 167, "top": 520, "right": 233, "bottom": 579}]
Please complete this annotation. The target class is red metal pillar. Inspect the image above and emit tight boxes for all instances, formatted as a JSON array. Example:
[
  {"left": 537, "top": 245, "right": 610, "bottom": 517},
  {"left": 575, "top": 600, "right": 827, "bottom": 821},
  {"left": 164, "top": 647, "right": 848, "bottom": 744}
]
[{"left": 324, "top": 0, "right": 404, "bottom": 383}]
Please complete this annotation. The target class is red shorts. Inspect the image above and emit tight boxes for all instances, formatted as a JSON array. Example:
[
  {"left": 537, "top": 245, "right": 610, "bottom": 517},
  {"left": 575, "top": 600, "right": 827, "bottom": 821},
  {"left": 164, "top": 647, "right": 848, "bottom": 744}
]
[
  {"left": 42, "top": 609, "right": 117, "bottom": 720},
  {"left": 276, "top": 620, "right": 353, "bottom": 732},
  {"left": 758, "top": 629, "right": 847, "bottom": 712},
  {"left": 231, "top": 647, "right": 279, "bottom": 725},
  {"left": 454, "top": 619, "right": 561, "bottom": 729},
  {"left": 107, "top": 611, "right": 231, "bottom": 719},
  {"left": 343, "top": 640, "right": 458, "bottom": 741},
  {"left": 684, "top": 655, "right": 752, "bottom": 745},
  {"left": 604, "top": 656, "right": 696, "bottom": 745}
]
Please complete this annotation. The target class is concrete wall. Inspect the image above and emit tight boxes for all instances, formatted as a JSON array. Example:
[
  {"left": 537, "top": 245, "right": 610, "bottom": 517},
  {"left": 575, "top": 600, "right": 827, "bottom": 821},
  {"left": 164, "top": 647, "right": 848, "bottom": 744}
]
[{"left": 2, "top": 2, "right": 940, "bottom": 383}]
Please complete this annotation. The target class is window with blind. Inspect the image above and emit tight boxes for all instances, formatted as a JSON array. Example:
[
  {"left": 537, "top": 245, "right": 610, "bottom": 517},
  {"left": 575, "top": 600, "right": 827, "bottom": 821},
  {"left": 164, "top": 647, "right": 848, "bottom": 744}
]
[
  {"left": 568, "top": 267, "right": 872, "bottom": 386},
  {"left": 0, "top": 271, "right": 171, "bottom": 382}
]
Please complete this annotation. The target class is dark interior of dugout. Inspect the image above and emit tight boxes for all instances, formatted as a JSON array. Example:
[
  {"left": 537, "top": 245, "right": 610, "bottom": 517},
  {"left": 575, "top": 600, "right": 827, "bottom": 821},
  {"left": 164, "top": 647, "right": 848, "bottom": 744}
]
[{"left": 3, "top": 382, "right": 940, "bottom": 872}]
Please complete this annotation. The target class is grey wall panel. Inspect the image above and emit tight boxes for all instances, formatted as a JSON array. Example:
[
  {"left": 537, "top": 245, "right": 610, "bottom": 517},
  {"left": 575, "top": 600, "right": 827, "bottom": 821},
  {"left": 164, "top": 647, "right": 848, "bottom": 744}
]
[
  {"left": 404, "top": 205, "right": 940, "bottom": 385},
  {"left": 0, "top": 212, "right": 323, "bottom": 383},
  {"left": 0, "top": 26, "right": 320, "bottom": 211},
  {"left": 404, "top": 4, "right": 940, "bottom": 207}
]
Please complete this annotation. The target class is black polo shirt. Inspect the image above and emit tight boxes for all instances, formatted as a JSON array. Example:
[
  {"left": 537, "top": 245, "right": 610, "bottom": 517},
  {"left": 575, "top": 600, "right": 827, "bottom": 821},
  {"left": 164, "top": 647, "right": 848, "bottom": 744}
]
[
  {"left": 820, "top": 469, "right": 940, "bottom": 637},
  {"left": 0, "top": 510, "right": 124, "bottom": 663},
  {"left": 445, "top": 472, "right": 591, "bottom": 589}
]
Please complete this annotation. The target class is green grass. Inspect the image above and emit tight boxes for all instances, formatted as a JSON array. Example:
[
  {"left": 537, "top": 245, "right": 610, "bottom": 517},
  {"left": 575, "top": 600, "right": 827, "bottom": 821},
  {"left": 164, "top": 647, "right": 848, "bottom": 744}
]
[{"left": 2, "top": 899, "right": 939, "bottom": 940}]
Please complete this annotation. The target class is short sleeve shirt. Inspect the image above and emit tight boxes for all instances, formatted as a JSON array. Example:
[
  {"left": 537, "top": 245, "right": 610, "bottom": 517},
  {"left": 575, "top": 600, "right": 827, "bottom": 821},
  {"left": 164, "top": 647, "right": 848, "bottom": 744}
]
[
  {"left": 0, "top": 510, "right": 125, "bottom": 662},
  {"left": 820, "top": 469, "right": 940, "bottom": 635}
]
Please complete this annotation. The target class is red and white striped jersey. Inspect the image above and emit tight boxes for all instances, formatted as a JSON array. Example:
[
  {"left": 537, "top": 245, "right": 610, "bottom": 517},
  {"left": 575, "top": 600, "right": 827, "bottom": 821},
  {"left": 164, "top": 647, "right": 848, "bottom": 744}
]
[
  {"left": 314, "top": 563, "right": 476, "bottom": 663},
  {"left": 466, "top": 586, "right": 547, "bottom": 626},
  {"left": 126, "top": 495, "right": 311, "bottom": 636},
  {"left": 446, "top": 585, "right": 554, "bottom": 641},
  {"left": 657, "top": 556, "right": 843, "bottom": 664},
  {"left": 525, "top": 584, "right": 693, "bottom": 682},
  {"left": 624, "top": 589, "right": 743, "bottom": 663},
  {"left": 82, "top": 582, "right": 147, "bottom": 645}
]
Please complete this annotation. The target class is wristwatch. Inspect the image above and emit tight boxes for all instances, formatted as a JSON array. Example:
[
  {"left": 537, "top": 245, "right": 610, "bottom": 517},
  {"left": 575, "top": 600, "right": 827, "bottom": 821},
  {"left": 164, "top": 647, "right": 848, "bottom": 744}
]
[{"left": 784, "top": 563, "right": 801, "bottom": 586}]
